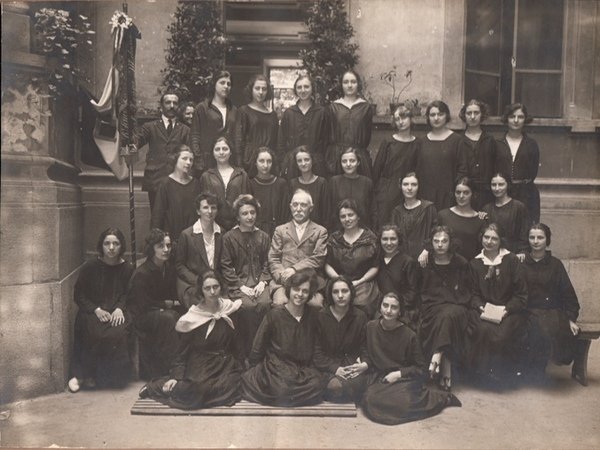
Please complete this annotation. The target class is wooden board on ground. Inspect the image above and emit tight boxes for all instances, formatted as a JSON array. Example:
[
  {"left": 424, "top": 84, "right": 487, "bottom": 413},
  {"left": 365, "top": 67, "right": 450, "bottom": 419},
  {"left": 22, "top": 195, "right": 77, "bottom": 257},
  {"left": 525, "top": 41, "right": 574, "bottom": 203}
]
[{"left": 131, "top": 398, "right": 357, "bottom": 417}]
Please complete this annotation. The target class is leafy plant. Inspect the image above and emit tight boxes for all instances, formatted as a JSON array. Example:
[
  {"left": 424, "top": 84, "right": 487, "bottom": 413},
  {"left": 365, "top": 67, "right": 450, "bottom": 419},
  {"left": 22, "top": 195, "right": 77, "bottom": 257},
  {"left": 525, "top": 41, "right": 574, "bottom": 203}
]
[
  {"left": 380, "top": 66, "right": 413, "bottom": 105},
  {"left": 162, "top": 1, "right": 230, "bottom": 102},
  {"left": 299, "top": 0, "right": 359, "bottom": 104}
]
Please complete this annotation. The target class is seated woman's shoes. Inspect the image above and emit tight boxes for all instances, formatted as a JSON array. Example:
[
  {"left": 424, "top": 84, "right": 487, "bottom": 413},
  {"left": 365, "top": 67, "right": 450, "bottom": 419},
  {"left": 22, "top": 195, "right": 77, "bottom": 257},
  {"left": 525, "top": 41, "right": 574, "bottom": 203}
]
[
  {"left": 446, "top": 393, "right": 462, "bottom": 408},
  {"left": 68, "top": 377, "right": 81, "bottom": 393},
  {"left": 138, "top": 384, "right": 150, "bottom": 399}
]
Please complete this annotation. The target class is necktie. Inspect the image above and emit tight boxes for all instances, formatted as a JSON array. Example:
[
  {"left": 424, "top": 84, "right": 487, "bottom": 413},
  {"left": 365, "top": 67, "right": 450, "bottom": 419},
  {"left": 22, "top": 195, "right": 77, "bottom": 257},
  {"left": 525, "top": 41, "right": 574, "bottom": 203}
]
[{"left": 167, "top": 119, "right": 173, "bottom": 135}]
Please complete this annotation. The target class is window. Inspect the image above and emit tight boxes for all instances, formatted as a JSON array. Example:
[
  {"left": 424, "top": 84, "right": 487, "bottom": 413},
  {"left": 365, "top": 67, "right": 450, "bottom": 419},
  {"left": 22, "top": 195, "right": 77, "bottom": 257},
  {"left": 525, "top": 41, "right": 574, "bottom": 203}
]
[{"left": 464, "top": 0, "right": 564, "bottom": 117}]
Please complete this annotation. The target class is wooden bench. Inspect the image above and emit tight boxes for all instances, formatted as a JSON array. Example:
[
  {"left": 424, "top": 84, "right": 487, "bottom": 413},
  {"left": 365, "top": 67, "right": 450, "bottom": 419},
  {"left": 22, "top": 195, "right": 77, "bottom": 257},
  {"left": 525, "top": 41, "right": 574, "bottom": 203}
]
[{"left": 571, "top": 324, "right": 600, "bottom": 386}]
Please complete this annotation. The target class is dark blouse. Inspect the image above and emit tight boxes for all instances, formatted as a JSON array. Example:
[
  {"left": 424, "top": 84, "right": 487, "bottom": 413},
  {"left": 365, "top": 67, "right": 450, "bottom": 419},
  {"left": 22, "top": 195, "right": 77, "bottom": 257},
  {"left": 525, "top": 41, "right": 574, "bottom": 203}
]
[
  {"left": 313, "top": 306, "right": 369, "bottom": 374},
  {"left": 74, "top": 258, "right": 134, "bottom": 313},
  {"left": 277, "top": 102, "right": 328, "bottom": 162},
  {"left": 151, "top": 177, "right": 202, "bottom": 241},
  {"left": 522, "top": 252, "right": 580, "bottom": 321},
  {"left": 289, "top": 176, "right": 329, "bottom": 227},
  {"left": 127, "top": 258, "right": 177, "bottom": 318},
  {"left": 391, "top": 200, "right": 438, "bottom": 259},
  {"left": 328, "top": 101, "right": 373, "bottom": 150},
  {"left": 419, "top": 254, "right": 473, "bottom": 313},
  {"left": 496, "top": 133, "right": 539, "bottom": 184},
  {"left": 199, "top": 167, "right": 250, "bottom": 231},
  {"left": 235, "top": 105, "right": 279, "bottom": 171},
  {"left": 377, "top": 252, "right": 419, "bottom": 313},
  {"left": 326, "top": 229, "right": 381, "bottom": 281},
  {"left": 328, "top": 175, "right": 375, "bottom": 229},
  {"left": 372, "top": 137, "right": 419, "bottom": 188},
  {"left": 437, "top": 208, "right": 487, "bottom": 261},
  {"left": 221, "top": 226, "right": 271, "bottom": 296},
  {"left": 189, "top": 99, "right": 237, "bottom": 173},
  {"left": 482, "top": 199, "right": 529, "bottom": 253},
  {"left": 470, "top": 252, "right": 528, "bottom": 313},
  {"left": 459, "top": 131, "right": 497, "bottom": 187},
  {"left": 249, "top": 176, "right": 290, "bottom": 236}
]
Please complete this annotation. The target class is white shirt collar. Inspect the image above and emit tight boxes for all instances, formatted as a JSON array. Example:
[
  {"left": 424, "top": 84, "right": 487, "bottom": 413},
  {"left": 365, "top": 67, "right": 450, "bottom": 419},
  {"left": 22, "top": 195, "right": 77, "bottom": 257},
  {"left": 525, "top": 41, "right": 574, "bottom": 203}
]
[
  {"left": 192, "top": 219, "right": 221, "bottom": 235},
  {"left": 293, "top": 220, "right": 309, "bottom": 239},
  {"left": 161, "top": 114, "right": 175, "bottom": 128},
  {"left": 475, "top": 248, "right": 511, "bottom": 266},
  {"left": 334, "top": 98, "right": 367, "bottom": 106}
]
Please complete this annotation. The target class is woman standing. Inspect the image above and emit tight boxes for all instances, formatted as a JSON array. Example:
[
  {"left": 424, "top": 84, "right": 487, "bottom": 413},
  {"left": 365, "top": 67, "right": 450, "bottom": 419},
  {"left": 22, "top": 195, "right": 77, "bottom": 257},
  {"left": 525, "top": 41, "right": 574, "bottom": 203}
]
[
  {"left": 242, "top": 269, "right": 325, "bottom": 406},
  {"left": 482, "top": 173, "right": 528, "bottom": 257},
  {"left": 522, "top": 223, "right": 580, "bottom": 377},
  {"left": 377, "top": 225, "right": 419, "bottom": 328},
  {"left": 235, "top": 74, "right": 279, "bottom": 172},
  {"left": 325, "top": 199, "right": 381, "bottom": 318},
  {"left": 68, "top": 228, "right": 134, "bottom": 392},
  {"left": 362, "top": 293, "right": 461, "bottom": 425},
  {"left": 288, "top": 146, "right": 329, "bottom": 227},
  {"left": 199, "top": 136, "right": 249, "bottom": 231},
  {"left": 248, "top": 147, "right": 289, "bottom": 236},
  {"left": 416, "top": 100, "right": 468, "bottom": 211},
  {"left": 328, "top": 147, "right": 375, "bottom": 229},
  {"left": 469, "top": 223, "right": 529, "bottom": 381},
  {"left": 151, "top": 145, "right": 202, "bottom": 242},
  {"left": 391, "top": 172, "right": 438, "bottom": 260},
  {"left": 496, "top": 103, "right": 540, "bottom": 224},
  {"left": 138, "top": 271, "right": 244, "bottom": 410},
  {"left": 458, "top": 99, "right": 496, "bottom": 210},
  {"left": 190, "top": 71, "right": 237, "bottom": 176},
  {"left": 372, "top": 103, "right": 419, "bottom": 228},
  {"left": 314, "top": 276, "right": 369, "bottom": 402},
  {"left": 326, "top": 70, "right": 373, "bottom": 178},
  {"left": 419, "top": 226, "right": 475, "bottom": 391},
  {"left": 278, "top": 74, "right": 328, "bottom": 179}
]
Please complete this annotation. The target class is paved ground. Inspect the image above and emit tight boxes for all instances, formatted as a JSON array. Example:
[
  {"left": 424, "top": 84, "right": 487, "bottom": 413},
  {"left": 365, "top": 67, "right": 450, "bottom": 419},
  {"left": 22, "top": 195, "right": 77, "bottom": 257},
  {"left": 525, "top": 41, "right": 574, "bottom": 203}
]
[{"left": 1, "top": 345, "right": 599, "bottom": 449}]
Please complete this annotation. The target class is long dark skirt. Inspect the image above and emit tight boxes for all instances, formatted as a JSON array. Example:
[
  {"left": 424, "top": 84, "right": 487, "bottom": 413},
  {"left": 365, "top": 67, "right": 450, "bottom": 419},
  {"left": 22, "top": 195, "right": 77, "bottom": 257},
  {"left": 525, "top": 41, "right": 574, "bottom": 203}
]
[
  {"left": 242, "top": 350, "right": 326, "bottom": 406},
  {"left": 362, "top": 373, "right": 450, "bottom": 425},
  {"left": 527, "top": 308, "right": 577, "bottom": 367},
  {"left": 70, "top": 311, "right": 131, "bottom": 386},
  {"left": 470, "top": 312, "right": 528, "bottom": 376},
  {"left": 135, "top": 309, "right": 181, "bottom": 379},
  {"left": 143, "top": 353, "right": 243, "bottom": 410},
  {"left": 323, "top": 372, "right": 368, "bottom": 403},
  {"left": 236, "top": 299, "right": 271, "bottom": 358}
]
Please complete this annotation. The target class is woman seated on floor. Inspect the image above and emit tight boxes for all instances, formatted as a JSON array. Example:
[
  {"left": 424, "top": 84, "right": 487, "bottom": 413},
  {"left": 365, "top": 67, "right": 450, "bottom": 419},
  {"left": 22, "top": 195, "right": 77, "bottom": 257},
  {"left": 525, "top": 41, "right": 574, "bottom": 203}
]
[
  {"left": 138, "top": 271, "right": 244, "bottom": 410},
  {"left": 242, "top": 268, "right": 326, "bottom": 406},
  {"left": 68, "top": 227, "right": 134, "bottom": 392},
  {"left": 128, "top": 229, "right": 182, "bottom": 379},
  {"left": 362, "top": 292, "right": 461, "bottom": 425},
  {"left": 313, "top": 276, "right": 369, "bottom": 402},
  {"left": 522, "top": 223, "right": 581, "bottom": 378}
]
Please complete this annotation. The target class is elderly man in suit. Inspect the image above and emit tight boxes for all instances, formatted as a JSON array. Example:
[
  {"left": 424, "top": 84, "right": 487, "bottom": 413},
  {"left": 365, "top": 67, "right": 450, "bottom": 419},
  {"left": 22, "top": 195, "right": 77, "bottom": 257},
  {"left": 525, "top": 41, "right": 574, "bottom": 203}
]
[
  {"left": 135, "top": 92, "right": 190, "bottom": 211},
  {"left": 268, "top": 189, "right": 328, "bottom": 307}
]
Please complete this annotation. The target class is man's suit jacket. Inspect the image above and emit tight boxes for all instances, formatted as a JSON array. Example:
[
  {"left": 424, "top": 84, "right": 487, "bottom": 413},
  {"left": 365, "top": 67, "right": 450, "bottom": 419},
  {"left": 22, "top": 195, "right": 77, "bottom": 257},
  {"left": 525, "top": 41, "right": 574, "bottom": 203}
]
[
  {"left": 136, "top": 119, "right": 190, "bottom": 192},
  {"left": 268, "top": 220, "right": 328, "bottom": 290}
]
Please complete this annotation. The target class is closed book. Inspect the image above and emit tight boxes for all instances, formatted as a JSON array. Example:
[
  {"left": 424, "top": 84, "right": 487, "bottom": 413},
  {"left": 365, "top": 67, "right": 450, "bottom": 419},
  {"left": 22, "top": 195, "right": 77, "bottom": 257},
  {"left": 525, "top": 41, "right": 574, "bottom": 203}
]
[{"left": 480, "top": 302, "right": 505, "bottom": 324}]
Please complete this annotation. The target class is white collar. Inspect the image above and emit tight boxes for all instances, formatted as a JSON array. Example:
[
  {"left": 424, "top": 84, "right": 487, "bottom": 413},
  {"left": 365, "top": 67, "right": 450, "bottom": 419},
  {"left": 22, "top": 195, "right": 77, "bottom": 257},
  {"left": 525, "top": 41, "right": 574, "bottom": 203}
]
[
  {"left": 334, "top": 98, "right": 367, "bottom": 106},
  {"left": 161, "top": 115, "right": 175, "bottom": 128},
  {"left": 475, "top": 248, "right": 511, "bottom": 266},
  {"left": 233, "top": 225, "right": 259, "bottom": 232},
  {"left": 175, "top": 298, "right": 242, "bottom": 337},
  {"left": 192, "top": 219, "right": 221, "bottom": 235}
]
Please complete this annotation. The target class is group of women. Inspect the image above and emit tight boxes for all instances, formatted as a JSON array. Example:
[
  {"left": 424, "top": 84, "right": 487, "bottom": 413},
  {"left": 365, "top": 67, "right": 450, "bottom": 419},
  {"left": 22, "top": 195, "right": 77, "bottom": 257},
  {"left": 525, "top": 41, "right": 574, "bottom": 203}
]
[{"left": 68, "top": 69, "right": 581, "bottom": 426}]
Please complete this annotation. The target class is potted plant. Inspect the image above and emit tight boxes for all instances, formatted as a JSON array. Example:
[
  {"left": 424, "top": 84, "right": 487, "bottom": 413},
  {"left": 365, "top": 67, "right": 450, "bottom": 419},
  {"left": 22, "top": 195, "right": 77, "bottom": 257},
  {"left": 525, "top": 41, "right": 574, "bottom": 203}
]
[
  {"left": 380, "top": 67, "right": 413, "bottom": 114},
  {"left": 404, "top": 98, "right": 422, "bottom": 116}
]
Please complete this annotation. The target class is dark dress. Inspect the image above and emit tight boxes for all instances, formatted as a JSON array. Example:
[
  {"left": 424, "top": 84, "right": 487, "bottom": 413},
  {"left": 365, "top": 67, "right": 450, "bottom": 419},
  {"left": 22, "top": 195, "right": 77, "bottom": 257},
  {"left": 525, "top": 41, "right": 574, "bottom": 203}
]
[
  {"left": 469, "top": 251, "right": 529, "bottom": 376},
  {"left": 151, "top": 177, "right": 202, "bottom": 241},
  {"left": 416, "top": 133, "right": 468, "bottom": 211},
  {"left": 249, "top": 176, "right": 290, "bottom": 236},
  {"left": 328, "top": 175, "right": 375, "bottom": 229},
  {"left": 326, "top": 229, "right": 381, "bottom": 317},
  {"left": 128, "top": 259, "right": 181, "bottom": 378},
  {"left": 437, "top": 208, "right": 488, "bottom": 261},
  {"left": 496, "top": 133, "right": 540, "bottom": 224},
  {"left": 391, "top": 200, "right": 438, "bottom": 260},
  {"left": 199, "top": 167, "right": 250, "bottom": 231},
  {"left": 362, "top": 320, "right": 455, "bottom": 425},
  {"left": 242, "top": 306, "right": 326, "bottom": 406},
  {"left": 419, "top": 254, "right": 476, "bottom": 366},
  {"left": 522, "top": 252, "right": 580, "bottom": 367},
  {"left": 143, "top": 307, "right": 244, "bottom": 410},
  {"left": 377, "top": 252, "right": 420, "bottom": 327},
  {"left": 482, "top": 199, "right": 529, "bottom": 253},
  {"left": 289, "top": 176, "right": 329, "bottom": 227},
  {"left": 189, "top": 99, "right": 237, "bottom": 175},
  {"left": 326, "top": 100, "right": 373, "bottom": 177},
  {"left": 314, "top": 306, "right": 369, "bottom": 401},
  {"left": 277, "top": 102, "right": 329, "bottom": 178},
  {"left": 70, "top": 258, "right": 134, "bottom": 386},
  {"left": 372, "top": 137, "right": 419, "bottom": 229},
  {"left": 235, "top": 105, "right": 279, "bottom": 172},
  {"left": 459, "top": 132, "right": 497, "bottom": 209}
]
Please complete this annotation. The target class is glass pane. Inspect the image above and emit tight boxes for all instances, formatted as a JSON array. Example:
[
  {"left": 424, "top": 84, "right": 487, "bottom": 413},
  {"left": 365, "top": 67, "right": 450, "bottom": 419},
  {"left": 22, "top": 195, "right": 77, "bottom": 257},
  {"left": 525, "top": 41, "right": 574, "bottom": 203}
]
[
  {"left": 269, "top": 67, "right": 301, "bottom": 120},
  {"left": 516, "top": 0, "right": 564, "bottom": 70},
  {"left": 465, "top": 0, "right": 503, "bottom": 73},
  {"left": 465, "top": 71, "right": 501, "bottom": 115},
  {"left": 514, "top": 73, "right": 562, "bottom": 117}
]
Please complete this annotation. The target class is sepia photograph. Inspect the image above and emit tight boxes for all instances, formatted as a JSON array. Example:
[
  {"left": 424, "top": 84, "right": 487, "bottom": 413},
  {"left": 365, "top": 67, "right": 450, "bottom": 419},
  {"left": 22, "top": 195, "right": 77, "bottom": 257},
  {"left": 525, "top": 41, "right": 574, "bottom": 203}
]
[{"left": 1, "top": 0, "right": 599, "bottom": 448}]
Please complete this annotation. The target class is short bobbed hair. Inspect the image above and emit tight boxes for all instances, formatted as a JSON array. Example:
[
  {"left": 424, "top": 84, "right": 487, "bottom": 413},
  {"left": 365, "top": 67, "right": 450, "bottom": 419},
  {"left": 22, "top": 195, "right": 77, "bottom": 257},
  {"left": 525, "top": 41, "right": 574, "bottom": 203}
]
[
  {"left": 391, "top": 102, "right": 414, "bottom": 128},
  {"left": 337, "top": 198, "right": 362, "bottom": 224},
  {"left": 244, "top": 74, "right": 274, "bottom": 102},
  {"left": 478, "top": 222, "right": 508, "bottom": 250},
  {"left": 293, "top": 74, "right": 314, "bottom": 97},
  {"left": 248, "top": 146, "right": 277, "bottom": 178},
  {"left": 378, "top": 292, "right": 405, "bottom": 318},
  {"left": 284, "top": 268, "right": 319, "bottom": 300},
  {"left": 325, "top": 275, "right": 356, "bottom": 307},
  {"left": 233, "top": 194, "right": 261, "bottom": 218},
  {"left": 501, "top": 102, "right": 533, "bottom": 124},
  {"left": 167, "top": 144, "right": 194, "bottom": 173},
  {"left": 429, "top": 225, "right": 460, "bottom": 254},
  {"left": 528, "top": 223, "right": 552, "bottom": 246},
  {"left": 210, "top": 135, "right": 233, "bottom": 165},
  {"left": 194, "top": 191, "right": 220, "bottom": 212},
  {"left": 144, "top": 228, "right": 170, "bottom": 259},
  {"left": 97, "top": 227, "right": 127, "bottom": 258},
  {"left": 379, "top": 224, "right": 404, "bottom": 248},
  {"left": 208, "top": 70, "right": 232, "bottom": 100},
  {"left": 425, "top": 100, "right": 451, "bottom": 126},
  {"left": 459, "top": 99, "right": 490, "bottom": 122}
]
